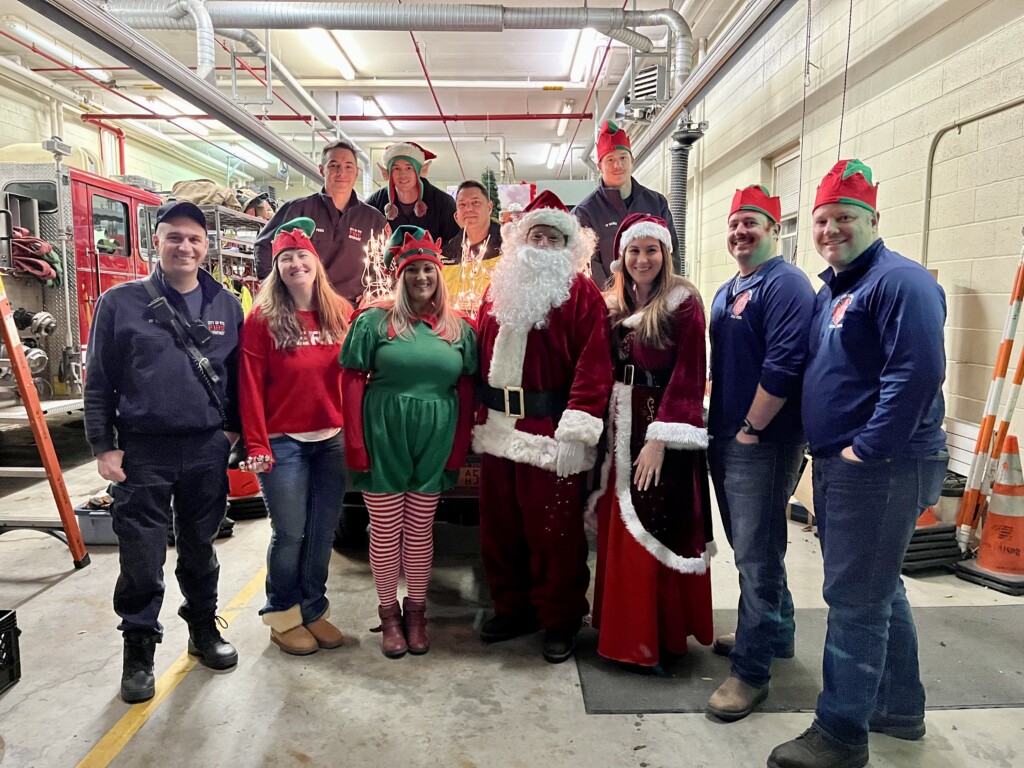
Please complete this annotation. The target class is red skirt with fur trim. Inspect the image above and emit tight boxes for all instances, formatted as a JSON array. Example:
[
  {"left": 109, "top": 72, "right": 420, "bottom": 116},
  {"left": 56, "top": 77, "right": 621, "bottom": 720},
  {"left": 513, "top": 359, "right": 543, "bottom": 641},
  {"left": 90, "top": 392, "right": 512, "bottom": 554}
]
[{"left": 592, "top": 466, "right": 714, "bottom": 666}]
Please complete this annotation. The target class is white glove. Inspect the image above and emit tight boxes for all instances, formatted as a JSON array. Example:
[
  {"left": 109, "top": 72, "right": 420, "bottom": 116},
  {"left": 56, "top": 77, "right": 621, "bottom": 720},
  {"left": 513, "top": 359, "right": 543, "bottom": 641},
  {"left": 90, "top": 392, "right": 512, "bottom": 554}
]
[{"left": 555, "top": 439, "right": 586, "bottom": 478}]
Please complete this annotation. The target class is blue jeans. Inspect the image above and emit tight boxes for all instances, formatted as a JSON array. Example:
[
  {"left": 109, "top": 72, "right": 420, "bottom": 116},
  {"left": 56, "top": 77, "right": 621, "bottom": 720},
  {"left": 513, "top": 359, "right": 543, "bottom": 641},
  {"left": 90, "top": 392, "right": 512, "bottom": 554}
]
[
  {"left": 812, "top": 451, "right": 948, "bottom": 746},
  {"left": 709, "top": 439, "right": 804, "bottom": 687},
  {"left": 258, "top": 434, "right": 346, "bottom": 624}
]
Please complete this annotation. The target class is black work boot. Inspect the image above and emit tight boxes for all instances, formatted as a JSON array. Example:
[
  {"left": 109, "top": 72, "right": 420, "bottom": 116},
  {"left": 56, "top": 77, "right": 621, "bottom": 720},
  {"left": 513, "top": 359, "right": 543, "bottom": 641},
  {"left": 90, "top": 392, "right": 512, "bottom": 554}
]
[
  {"left": 180, "top": 609, "right": 238, "bottom": 670},
  {"left": 542, "top": 622, "right": 580, "bottom": 664},
  {"left": 121, "top": 632, "right": 159, "bottom": 703},
  {"left": 767, "top": 725, "right": 869, "bottom": 768}
]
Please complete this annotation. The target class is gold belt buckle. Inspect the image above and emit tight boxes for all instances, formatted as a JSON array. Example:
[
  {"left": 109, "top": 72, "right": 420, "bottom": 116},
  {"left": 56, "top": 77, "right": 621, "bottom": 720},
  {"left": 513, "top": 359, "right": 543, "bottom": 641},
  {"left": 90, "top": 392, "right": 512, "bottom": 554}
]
[
  {"left": 503, "top": 386, "right": 525, "bottom": 419},
  {"left": 623, "top": 364, "right": 635, "bottom": 386}
]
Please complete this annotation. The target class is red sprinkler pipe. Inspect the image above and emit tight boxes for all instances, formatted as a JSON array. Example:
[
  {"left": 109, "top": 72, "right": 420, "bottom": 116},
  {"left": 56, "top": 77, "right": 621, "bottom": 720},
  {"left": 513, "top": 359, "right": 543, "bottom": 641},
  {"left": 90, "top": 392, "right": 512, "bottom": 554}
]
[
  {"left": 85, "top": 112, "right": 595, "bottom": 122},
  {"left": 87, "top": 118, "right": 127, "bottom": 175}
]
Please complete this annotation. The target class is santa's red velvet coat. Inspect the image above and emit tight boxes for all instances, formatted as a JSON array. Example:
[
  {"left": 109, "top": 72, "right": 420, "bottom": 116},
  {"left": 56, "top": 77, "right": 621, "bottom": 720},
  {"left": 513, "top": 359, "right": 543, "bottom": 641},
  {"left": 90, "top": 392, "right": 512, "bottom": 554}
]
[{"left": 473, "top": 274, "right": 612, "bottom": 469}]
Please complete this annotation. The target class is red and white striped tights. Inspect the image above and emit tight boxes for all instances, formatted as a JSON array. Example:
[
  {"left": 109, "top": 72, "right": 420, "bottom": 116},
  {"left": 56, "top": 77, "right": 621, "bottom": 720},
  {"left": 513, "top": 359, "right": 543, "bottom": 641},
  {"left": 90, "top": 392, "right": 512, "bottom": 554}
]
[{"left": 363, "top": 491, "right": 440, "bottom": 605}]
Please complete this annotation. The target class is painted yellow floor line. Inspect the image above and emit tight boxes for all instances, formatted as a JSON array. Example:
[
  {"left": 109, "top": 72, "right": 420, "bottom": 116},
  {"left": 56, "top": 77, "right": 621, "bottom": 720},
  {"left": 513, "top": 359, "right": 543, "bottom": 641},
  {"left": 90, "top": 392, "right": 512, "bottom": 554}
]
[{"left": 77, "top": 566, "right": 267, "bottom": 768}]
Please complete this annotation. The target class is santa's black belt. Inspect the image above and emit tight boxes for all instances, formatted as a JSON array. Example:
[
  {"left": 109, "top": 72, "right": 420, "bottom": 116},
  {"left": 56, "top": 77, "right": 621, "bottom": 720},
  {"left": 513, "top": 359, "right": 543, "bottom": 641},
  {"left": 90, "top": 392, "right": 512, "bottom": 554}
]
[
  {"left": 479, "top": 384, "right": 569, "bottom": 420},
  {"left": 615, "top": 363, "right": 673, "bottom": 388}
]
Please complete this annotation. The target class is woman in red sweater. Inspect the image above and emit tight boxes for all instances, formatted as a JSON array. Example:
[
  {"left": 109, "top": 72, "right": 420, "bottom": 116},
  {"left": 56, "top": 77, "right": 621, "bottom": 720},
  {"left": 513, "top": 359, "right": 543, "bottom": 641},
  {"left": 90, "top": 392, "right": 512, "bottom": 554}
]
[{"left": 239, "top": 217, "right": 353, "bottom": 655}]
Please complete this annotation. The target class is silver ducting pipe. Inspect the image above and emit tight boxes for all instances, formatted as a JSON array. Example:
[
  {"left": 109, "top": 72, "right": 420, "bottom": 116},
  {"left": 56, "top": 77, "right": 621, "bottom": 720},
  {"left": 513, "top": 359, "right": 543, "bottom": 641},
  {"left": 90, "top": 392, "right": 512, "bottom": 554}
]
[
  {"left": 195, "top": 3, "right": 692, "bottom": 84},
  {"left": 106, "top": 1, "right": 369, "bottom": 166},
  {"left": 602, "top": 27, "right": 653, "bottom": 54},
  {"left": 174, "top": 0, "right": 215, "bottom": 83},
  {"left": 581, "top": 67, "right": 634, "bottom": 172},
  {"left": 669, "top": 120, "right": 703, "bottom": 277},
  {"left": 21, "top": 0, "right": 324, "bottom": 182}
]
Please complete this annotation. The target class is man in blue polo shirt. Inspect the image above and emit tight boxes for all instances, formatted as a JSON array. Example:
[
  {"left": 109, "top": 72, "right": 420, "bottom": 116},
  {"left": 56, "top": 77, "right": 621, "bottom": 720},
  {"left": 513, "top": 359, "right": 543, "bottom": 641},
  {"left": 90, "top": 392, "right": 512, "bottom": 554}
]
[
  {"left": 767, "top": 160, "right": 948, "bottom": 768},
  {"left": 707, "top": 184, "right": 814, "bottom": 722}
]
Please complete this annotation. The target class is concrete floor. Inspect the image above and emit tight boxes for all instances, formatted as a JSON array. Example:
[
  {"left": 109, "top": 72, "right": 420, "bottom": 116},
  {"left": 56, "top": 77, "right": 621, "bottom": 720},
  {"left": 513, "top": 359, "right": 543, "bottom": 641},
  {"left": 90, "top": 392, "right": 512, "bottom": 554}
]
[{"left": 1, "top": 419, "right": 1022, "bottom": 768}]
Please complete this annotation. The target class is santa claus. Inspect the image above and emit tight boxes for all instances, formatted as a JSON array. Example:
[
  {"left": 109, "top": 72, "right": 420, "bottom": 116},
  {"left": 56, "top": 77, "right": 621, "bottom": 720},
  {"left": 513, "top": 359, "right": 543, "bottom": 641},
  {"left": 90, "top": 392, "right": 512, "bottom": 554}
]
[{"left": 473, "top": 190, "right": 612, "bottom": 663}]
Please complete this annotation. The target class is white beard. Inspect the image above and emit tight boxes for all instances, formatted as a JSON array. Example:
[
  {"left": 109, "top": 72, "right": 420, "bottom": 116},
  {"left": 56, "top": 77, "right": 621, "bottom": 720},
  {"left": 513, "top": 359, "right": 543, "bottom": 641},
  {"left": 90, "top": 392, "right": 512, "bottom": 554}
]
[{"left": 489, "top": 245, "right": 576, "bottom": 330}]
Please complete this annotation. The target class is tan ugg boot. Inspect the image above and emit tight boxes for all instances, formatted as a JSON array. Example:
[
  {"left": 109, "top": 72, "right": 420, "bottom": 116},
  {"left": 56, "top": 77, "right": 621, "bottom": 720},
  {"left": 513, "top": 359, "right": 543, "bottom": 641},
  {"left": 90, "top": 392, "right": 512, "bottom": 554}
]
[
  {"left": 305, "top": 608, "right": 344, "bottom": 649},
  {"left": 263, "top": 605, "right": 318, "bottom": 656}
]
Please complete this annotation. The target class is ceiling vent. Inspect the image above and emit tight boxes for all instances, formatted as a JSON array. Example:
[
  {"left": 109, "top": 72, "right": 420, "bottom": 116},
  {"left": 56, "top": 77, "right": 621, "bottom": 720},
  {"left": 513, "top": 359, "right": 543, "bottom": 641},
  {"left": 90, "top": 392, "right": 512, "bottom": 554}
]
[{"left": 630, "top": 65, "right": 667, "bottom": 103}]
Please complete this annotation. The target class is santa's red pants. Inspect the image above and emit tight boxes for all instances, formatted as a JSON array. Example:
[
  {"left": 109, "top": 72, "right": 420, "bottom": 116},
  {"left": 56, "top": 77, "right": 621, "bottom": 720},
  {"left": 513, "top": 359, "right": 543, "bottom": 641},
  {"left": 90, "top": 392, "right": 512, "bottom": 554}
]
[{"left": 479, "top": 455, "right": 590, "bottom": 629}]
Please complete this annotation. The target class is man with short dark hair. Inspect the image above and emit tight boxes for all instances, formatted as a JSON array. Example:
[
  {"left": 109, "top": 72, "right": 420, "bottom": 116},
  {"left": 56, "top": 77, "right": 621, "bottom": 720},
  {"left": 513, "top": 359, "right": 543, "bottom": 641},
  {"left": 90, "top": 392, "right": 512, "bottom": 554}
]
[
  {"left": 574, "top": 120, "right": 677, "bottom": 287},
  {"left": 366, "top": 142, "right": 459, "bottom": 244},
  {"left": 706, "top": 184, "right": 814, "bottom": 722},
  {"left": 442, "top": 180, "right": 502, "bottom": 265},
  {"left": 767, "top": 160, "right": 948, "bottom": 768},
  {"left": 255, "top": 139, "right": 384, "bottom": 304},
  {"left": 85, "top": 200, "right": 243, "bottom": 704},
  {"left": 441, "top": 180, "right": 503, "bottom": 307}
]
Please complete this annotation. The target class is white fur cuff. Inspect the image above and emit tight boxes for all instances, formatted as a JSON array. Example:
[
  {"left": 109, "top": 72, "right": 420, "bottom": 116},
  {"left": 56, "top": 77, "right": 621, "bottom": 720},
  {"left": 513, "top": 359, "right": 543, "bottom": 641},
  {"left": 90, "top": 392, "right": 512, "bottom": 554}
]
[
  {"left": 554, "top": 408, "right": 605, "bottom": 447},
  {"left": 646, "top": 421, "right": 708, "bottom": 450},
  {"left": 261, "top": 604, "right": 303, "bottom": 633}
]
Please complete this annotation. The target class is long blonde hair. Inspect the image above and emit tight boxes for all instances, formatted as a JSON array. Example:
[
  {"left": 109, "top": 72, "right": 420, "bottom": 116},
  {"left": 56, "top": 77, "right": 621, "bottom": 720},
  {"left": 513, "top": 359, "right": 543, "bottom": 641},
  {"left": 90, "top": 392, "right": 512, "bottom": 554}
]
[
  {"left": 605, "top": 242, "right": 702, "bottom": 349},
  {"left": 387, "top": 261, "right": 464, "bottom": 343},
  {"left": 253, "top": 252, "right": 352, "bottom": 348}
]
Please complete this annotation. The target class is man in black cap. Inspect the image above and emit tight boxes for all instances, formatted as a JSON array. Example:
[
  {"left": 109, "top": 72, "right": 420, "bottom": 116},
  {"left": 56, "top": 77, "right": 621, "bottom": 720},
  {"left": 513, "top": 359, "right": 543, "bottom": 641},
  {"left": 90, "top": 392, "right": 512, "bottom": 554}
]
[{"left": 84, "top": 200, "right": 243, "bottom": 704}]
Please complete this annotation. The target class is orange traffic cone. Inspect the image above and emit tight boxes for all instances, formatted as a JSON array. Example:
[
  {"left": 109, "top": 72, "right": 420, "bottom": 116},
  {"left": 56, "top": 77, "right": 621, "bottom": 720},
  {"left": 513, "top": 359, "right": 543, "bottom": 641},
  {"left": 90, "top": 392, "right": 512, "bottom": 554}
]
[
  {"left": 916, "top": 506, "right": 939, "bottom": 527},
  {"left": 956, "top": 435, "right": 1024, "bottom": 594}
]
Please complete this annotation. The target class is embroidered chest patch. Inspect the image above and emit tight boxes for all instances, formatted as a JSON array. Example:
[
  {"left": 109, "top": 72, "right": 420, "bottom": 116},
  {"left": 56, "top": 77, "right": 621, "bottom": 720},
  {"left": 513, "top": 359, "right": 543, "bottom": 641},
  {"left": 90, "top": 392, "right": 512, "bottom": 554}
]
[
  {"left": 732, "top": 290, "right": 752, "bottom": 318},
  {"left": 206, "top": 320, "right": 226, "bottom": 335},
  {"left": 830, "top": 294, "right": 854, "bottom": 328},
  {"left": 348, "top": 227, "right": 363, "bottom": 241}
]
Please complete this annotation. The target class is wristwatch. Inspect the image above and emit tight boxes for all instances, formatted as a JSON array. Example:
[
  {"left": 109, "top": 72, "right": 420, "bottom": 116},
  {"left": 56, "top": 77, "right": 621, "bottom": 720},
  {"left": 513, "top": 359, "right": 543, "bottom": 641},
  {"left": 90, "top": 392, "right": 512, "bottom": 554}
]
[{"left": 740, "top": 418, "right": 764, "bottom": 437}]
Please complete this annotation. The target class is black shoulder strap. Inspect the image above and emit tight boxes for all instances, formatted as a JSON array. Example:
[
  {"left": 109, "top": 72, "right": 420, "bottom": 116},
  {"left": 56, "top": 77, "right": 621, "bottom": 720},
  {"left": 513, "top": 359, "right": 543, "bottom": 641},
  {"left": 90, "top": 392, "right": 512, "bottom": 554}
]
[{"left": 142, "top": 274, "right": 227, "bottom": 427}]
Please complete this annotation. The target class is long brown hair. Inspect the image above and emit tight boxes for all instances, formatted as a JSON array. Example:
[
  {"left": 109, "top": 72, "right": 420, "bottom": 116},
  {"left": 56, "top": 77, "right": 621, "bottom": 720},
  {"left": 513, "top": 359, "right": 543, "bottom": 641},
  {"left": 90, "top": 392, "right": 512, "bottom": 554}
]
[
  {"left": 387, "top": 261, "right": 464, "bottom": 343},
  {"left": 253, "top": 251, "right": 352, "bottom": 348},
  {"left": 605, "top": 241, "right": 702, "bottom": 348}
]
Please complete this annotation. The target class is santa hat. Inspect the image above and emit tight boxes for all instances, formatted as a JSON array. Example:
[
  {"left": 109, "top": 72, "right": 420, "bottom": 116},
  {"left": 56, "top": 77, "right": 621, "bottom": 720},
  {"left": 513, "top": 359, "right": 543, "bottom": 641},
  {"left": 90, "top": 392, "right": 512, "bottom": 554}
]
[
  {"left": 610, "top": 213, "right": 672, "bottom": 274},
  {"left": 499, "top": 190, "right": 596, "bottom": 273},
  {"left": 814, "top": 159, "right": 878, "bottom": 214},
  {"left": 385, "top": 225, "right": 444, "bottom": 274},
  {"left": 730, "top": 184, "right": 782, "bottom": 224},
  {"left": 597, "top": 119, "right": 632, "bottom": 162},
  {"left": 272, "top": 217, "right": 318, "bottom": 259},
  {"left": 378, "top": 142, "right": 437, "bottom": 221}
]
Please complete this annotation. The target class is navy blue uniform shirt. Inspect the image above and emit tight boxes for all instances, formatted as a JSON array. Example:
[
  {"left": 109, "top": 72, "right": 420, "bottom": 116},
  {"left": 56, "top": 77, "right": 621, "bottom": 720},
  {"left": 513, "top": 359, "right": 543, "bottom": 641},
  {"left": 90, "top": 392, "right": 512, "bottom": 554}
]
[
  {"left": 802, "top": 239, "right": 946, "bottom": 460},
  {"left": 84, "top": 265, "right": 243, "bottom": 455},
  {"left": 709, "top": 256, "right": 815, "bottom": 443}
]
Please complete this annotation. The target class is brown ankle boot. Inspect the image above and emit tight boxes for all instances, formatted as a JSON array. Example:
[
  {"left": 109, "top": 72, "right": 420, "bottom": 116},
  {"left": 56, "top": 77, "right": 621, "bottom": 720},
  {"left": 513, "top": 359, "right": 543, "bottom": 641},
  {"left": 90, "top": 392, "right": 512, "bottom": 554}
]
[
  {"left": 377, "top": 602, "right": 407, "bottom": 659},
  {"left": 403, "top": 597, "right": 429, "bottom": 655}
]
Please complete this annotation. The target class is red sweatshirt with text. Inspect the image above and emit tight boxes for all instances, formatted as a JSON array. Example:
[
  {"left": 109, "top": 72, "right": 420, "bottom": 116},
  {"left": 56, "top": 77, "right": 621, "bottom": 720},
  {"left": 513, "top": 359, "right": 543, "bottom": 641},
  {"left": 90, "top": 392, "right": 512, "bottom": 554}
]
[{"left": 239, "top": 308, "right": 345, "bottom": 463}]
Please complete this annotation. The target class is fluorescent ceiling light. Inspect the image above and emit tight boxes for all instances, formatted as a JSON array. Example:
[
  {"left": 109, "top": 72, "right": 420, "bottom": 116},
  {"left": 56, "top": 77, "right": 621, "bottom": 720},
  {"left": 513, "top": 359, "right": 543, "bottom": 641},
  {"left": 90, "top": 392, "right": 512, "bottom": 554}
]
[
  {"left": 2, "top": 16, "right": 112, "bottom": 82},
  {"left": 570, "top": 28, "right": 599, "bottom": 83},
  {"left": 556, "top": 100, "right": 574, "bottom": 138},
  {"left": 308, "top": 28, "right": 356, "bottom": 80},
  {"left": 546, "top": 143, "right": 563, "bottom": 171},
  {"left": 219, "top": 143, "right": 269, "bottom": 170},
  {"left": 150, "top": 96, "right": 209, "bottom": 136},
  {"left": 363, "top": 97, "right": 394, "bottom": 136}
]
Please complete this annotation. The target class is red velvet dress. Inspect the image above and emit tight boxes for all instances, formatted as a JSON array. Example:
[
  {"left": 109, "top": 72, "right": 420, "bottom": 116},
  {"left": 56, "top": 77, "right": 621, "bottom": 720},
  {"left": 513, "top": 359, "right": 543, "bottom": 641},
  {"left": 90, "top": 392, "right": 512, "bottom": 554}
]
[{"left": 590, "top": 285, "right": 716, "bottom": 666}]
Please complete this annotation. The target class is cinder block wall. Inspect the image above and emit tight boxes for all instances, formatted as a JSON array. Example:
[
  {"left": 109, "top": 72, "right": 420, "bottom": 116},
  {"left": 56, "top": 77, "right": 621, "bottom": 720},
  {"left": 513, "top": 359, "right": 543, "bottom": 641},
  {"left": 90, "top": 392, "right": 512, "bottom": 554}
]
[{"left": 636, "top": 0, "right": 1024, "bottom": 431}]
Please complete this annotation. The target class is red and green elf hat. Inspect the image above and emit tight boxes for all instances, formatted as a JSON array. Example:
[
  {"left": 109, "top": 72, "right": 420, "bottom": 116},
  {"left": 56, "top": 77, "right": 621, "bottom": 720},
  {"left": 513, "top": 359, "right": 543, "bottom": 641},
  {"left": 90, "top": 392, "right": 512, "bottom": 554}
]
[
  {"left": 729, "top": 184, "right": 782, "bottom": 224},
  {"left": 813, "top": 159, "right": 878, "bottom": 214},
  {"left": 378, "top": 142, "right": 437, "bottom": 221},
  {"left": 271, "top": 217, "right": 318, "bottom": 259},
  {"left": 597, "top": 119, "right": 632, "bottom": 162},
  {"left": 385, "top": 225, "right": 443, "bottom": 274}
]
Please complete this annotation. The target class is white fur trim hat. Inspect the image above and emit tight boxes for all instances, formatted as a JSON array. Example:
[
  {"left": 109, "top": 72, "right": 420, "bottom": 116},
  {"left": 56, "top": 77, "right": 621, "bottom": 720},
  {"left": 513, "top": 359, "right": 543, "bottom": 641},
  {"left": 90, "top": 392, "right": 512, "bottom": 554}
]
[{"left": 611, "top": 213, "right": 672, "bottom": 273}]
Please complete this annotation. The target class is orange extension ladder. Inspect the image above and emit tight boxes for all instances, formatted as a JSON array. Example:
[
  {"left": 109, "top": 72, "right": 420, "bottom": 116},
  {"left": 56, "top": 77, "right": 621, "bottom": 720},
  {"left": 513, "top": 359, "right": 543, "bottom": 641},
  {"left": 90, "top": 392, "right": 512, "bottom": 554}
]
[{"left": 0, "top": 271, "right": 89, "bottom": 568}]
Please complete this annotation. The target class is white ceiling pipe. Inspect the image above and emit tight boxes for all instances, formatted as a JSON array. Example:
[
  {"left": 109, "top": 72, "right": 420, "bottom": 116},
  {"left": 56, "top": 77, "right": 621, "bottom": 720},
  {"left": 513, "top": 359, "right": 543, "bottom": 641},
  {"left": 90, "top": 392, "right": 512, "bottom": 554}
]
[
  {"left": 173, "top": 0, "right": 215, "bottom": 83},
  {"left": 185, "top": 3, "right": 691, "bottom": 88},
  {"left": 103, "top": 2, "right": 370, "bottom": 168},
  {"left": 20, "top": 0, "right": 324, "bottom": 182}
]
